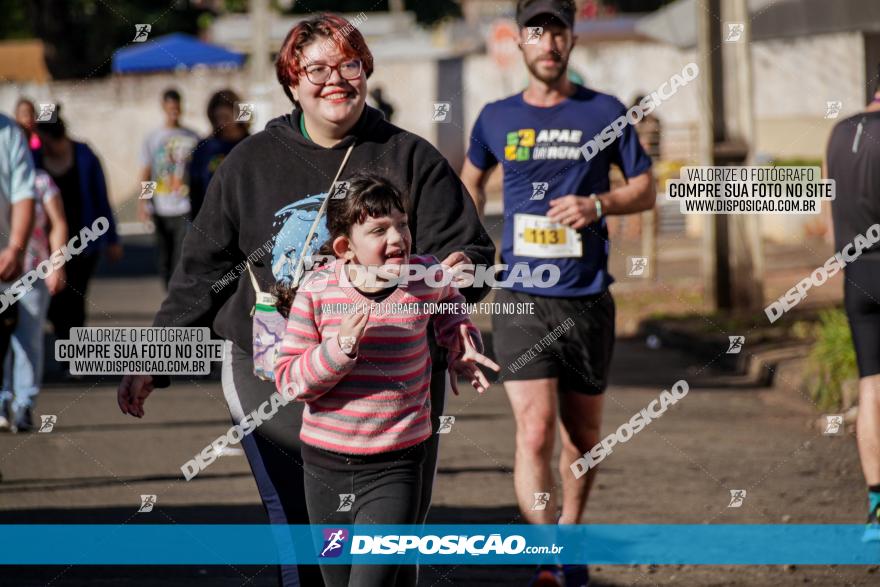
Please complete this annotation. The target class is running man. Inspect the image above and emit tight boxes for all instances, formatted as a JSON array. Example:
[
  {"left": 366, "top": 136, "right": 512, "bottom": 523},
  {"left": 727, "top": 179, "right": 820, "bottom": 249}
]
[
  {"left": 826, "top": 76, "right": 880, "bottom": 542},
  {"left": 461, "top": 1, "right": 655, "bottom": 583}
]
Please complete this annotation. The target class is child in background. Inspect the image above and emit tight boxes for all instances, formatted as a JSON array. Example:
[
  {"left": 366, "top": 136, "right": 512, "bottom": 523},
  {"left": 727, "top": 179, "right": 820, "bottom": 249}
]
[{"left": 274, "top": 173, "right": 498, "bottom": 587}]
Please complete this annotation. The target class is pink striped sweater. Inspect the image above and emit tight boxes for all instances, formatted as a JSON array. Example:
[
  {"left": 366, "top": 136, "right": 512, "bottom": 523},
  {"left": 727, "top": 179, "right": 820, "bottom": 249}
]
[{"left": 274, "top": 255, "right": 482, "bottom": 455}]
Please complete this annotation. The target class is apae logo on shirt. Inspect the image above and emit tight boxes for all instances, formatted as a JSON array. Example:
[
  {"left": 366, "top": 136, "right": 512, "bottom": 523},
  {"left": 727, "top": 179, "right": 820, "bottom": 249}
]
[{"left": 504, "top": 128, "right": 584, "bottom": 162}]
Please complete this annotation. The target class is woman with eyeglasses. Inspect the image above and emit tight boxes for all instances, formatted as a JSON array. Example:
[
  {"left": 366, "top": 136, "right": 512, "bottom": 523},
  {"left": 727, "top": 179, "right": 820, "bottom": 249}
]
[{"left": 117, "top": 13, "right": 494, "bottom": 587}]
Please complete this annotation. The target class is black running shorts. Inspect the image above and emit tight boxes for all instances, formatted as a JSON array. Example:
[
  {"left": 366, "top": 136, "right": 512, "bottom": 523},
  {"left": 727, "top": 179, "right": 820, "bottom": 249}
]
[
  {"left": 491, "top": 288, "right": 615, "bottom": 394},
  {"left": 844, "top": 257, "right": 880, "bottom": 377}
]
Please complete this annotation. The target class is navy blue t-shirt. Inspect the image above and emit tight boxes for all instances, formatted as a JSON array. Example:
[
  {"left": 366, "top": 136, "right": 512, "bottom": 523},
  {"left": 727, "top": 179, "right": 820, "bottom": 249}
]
[
  {"left": 189, "top": 135, "right": 247, "bottom": 220},
  {"left": 467, "top": 85, "right": 651, "bottom": 297}
]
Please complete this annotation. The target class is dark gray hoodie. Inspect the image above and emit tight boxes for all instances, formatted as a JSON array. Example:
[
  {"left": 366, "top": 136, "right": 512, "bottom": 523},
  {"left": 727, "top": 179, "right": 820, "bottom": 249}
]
[{"left": 152, "top": 105, "right": 494, "bottom": 377}]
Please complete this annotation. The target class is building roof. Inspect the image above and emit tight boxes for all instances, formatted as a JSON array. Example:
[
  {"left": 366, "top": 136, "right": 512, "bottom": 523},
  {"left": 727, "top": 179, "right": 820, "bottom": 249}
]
[{"left": 0, "top": 40, "right": 51, "bottom": 83}]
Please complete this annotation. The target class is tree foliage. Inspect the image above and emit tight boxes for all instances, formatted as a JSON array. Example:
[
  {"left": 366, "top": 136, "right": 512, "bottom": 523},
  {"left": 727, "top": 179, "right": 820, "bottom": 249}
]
[
  {"left": 2, "top": 0, "right": 200, "bottom": 80},
  {"left": 0, "top": 0, "right": 675, "bottom": 80}
]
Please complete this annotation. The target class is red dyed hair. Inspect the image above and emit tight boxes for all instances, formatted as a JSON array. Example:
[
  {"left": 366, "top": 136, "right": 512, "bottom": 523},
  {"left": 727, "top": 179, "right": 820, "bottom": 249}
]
[{"left": 275, "top": 13, "right": 374, "bottom": 106}]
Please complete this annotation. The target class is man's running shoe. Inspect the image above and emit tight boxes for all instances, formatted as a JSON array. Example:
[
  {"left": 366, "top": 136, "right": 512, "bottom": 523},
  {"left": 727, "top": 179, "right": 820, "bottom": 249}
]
[
  {"left": 563, "top": 564, "right": 590, "bottom": 587},
  {"left": 864, "top": 503, "right": 880, "bottom": 542},
  {"left": 529, "top": 564, "right": 564, "bottom": 586}
]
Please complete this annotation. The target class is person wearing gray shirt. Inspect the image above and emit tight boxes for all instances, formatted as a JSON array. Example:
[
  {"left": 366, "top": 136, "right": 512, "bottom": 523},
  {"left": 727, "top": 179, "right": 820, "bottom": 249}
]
[{"left": 138, "top": 88, "right": 198, "bottom": 287}]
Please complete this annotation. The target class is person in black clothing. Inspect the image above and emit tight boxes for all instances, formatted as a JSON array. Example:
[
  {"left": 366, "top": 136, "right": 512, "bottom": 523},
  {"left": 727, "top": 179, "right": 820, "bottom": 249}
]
[
  {"left": 189, "top": 89, "right": 250, "bottom": 220},
  {"left": 827, "top": 76, "right": 880, "bottom": 542},
  {"left": 117, "top": 13, "right": 494, "bottom": 587},
  {"left": 33, "top": 112, "right": 122, "bottom": 342}
]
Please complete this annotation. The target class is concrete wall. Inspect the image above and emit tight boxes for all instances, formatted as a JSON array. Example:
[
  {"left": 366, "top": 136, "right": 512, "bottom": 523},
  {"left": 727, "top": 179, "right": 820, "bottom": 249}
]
[{"left": 1, "top": 69, "right": 249, "bottom": 221}]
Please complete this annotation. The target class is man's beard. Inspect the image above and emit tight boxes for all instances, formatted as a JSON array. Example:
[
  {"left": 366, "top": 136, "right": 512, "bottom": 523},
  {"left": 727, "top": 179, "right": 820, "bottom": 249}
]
[{"left": 525, "top": 53, "right": 569, "bottom": 84}]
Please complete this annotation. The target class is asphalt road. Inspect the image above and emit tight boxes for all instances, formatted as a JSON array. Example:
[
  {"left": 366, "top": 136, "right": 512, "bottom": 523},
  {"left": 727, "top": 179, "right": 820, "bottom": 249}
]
[{"left": 0, "top": 233, "right": 875, "bottom": 586}]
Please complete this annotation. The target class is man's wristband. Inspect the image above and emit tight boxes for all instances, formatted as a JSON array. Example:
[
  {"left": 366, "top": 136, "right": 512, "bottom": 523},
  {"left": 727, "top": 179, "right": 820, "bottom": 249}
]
[{"left": 590, "top": 193, "right": 604, "bottom": 219}]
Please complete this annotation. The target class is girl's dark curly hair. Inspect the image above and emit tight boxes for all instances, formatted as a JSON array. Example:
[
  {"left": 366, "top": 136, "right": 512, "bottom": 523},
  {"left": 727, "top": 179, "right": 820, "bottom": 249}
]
[{"left": 271, "top": 172, "right": 410, "bottom": 317}]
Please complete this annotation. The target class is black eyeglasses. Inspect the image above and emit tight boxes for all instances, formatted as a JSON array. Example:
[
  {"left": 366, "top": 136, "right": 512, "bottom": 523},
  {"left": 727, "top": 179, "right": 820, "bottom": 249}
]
[{"left": 303, "top": 59, "right": 363, "bottom": 84}]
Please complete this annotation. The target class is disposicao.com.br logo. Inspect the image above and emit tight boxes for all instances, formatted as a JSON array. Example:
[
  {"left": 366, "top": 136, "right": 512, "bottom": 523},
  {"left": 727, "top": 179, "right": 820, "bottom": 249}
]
[
  {"left": 347, "top": 533, "right": 561, "bottom": 556},
  {"left": 320, "top": 528, "right": 348, "bottom": 558}
]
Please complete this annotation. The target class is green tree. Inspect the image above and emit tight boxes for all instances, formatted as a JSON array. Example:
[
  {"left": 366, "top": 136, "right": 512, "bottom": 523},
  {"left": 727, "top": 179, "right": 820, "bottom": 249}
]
[
  {"left": 6, "top": 0, "right": 201, "bottom": 80},
  {"left": 284, "top": 0, "right": 460, "bottom": 27},
  {"left": 0, "top": 0, "right": 31, "bottom": 40}
]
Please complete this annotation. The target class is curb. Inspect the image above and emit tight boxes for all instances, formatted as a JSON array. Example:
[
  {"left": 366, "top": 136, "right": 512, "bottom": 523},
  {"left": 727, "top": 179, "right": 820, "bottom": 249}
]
[{"left": 640, "top": 318, "right": 812, "bottom": 389}]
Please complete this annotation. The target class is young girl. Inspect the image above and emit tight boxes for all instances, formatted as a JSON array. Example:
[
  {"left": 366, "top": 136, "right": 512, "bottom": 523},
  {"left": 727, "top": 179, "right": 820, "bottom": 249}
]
[{"left": 274, "top": 173, "right": 498, "bottom": 587}]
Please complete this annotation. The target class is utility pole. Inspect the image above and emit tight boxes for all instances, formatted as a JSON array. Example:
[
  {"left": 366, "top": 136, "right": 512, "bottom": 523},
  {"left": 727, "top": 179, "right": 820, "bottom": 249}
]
[
  {"left": 725, "top": 0, "right": 765, "bottom": 311},
  {"left": 697, "top": 0, "right": 719, "bottom": 309},
  {"left": 249, "top": 0, "right": 272, "bottom": 132},
  {"left": 697, "top": 0, "right": 764, "bottom": 312}
]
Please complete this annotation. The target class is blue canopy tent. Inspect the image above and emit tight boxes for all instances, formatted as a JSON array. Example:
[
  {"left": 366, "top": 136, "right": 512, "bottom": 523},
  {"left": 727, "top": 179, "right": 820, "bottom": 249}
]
[{"left": 112, "top": 33, "right": 245, "bottom": 74}]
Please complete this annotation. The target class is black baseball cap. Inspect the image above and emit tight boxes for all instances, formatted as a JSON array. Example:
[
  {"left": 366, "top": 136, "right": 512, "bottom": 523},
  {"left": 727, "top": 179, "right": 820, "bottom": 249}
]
[{"left": 516, "top": 0, "right": 576, "bottom": 29}]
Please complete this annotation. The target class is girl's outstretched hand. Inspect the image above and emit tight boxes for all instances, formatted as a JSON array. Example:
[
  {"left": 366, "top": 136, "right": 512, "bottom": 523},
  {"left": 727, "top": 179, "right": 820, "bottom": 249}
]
[
  {"left": 337, "top": 306, "right": 371, "bottom": 357},
  {"left": 448, "top": 324, "right": 500, "bottom": 395}
]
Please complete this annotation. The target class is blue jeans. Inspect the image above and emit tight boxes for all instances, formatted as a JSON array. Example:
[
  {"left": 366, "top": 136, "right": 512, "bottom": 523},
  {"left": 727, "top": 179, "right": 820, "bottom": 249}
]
[{"left": 1, "top": 280, "right": 50, "bottom": 415}]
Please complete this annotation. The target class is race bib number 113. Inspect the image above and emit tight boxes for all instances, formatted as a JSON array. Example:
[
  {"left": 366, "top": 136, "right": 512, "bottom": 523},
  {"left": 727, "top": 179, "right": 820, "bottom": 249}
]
[{"left": 513, "top": 213, "right": 582, "bottom": 258}]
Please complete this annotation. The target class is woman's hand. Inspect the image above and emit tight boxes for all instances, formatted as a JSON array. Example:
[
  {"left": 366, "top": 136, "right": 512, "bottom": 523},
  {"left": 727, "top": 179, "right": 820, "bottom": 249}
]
[
  {"left": 117, "top": 374, "right": 155, "bottom": 418},
  {"left": 440, "top": 251, "right": 471, "bottom": 269},
  {"left": 337, "top": 306, "right": 370, "bottom": 357},
  {"left": 46, "top": 266, "right": 66, "bottom": 295},
  {"left": 448, "top": 324, "right": 500, "bottom": 395},
  {"left": 0, "top": 246, "right": 24, "bottom": 281}
]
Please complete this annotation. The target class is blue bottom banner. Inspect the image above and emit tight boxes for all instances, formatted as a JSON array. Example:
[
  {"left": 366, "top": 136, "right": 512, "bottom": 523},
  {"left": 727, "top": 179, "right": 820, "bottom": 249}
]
[{"left": 1, "top": 525, "right": 878, "bottom": 565}]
